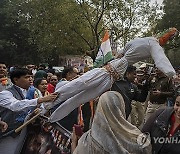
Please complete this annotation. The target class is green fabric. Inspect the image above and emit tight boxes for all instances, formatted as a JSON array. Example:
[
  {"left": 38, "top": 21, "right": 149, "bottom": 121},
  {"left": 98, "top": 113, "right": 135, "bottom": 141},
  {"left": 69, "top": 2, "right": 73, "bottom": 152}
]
[{"left": 93, "top": 52, "right": 113, "bottom": 68}]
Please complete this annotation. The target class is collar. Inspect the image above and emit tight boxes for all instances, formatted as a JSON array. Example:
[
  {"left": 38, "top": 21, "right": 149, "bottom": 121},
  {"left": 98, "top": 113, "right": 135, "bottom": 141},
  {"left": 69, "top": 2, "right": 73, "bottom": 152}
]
[
  {"left": 15, "top": 85, "right": 28, "bottom": 98},
  {"left": 155, "top": 107, "right": 174, "bottom": 132},
  {"left": 171, "top": 113, "right": 176, "bottom": 123},
  {"left": 15, "top": 85, "right": 27, "bottom": 92}
]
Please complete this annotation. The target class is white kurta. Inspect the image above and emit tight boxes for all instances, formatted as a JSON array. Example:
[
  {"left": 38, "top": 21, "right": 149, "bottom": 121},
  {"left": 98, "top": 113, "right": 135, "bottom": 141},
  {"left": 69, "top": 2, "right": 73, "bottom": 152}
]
[{"left": 50, "top": 37, "right": 176, "bottom": 122}]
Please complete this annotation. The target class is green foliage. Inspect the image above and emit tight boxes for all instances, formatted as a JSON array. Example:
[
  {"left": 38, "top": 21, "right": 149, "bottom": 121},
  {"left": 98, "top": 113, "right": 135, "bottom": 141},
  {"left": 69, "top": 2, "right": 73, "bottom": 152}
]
[
  {"left": 0, "top": 0, "right": 160, "bottom": 65},
  {"left": 76, "top": 0, "right": 160, "bottom": 59},
  {"left": 104, "top": 0, "right": 160, "bottom": 46},
  {"left": 14, "top": 0, "right": 92, "bottom": 58},
  {"left": 155, "top": 0, "right": 180, "bottom": 66},
  {"left": 0, "top": 0, "right": 40, "bottom": 65}
]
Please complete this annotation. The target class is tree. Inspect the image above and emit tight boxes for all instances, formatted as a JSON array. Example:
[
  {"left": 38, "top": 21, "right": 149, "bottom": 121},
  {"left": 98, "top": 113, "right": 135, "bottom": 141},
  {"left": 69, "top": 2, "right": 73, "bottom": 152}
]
[
  {"left": 0, "top": 0, "right": 40, "bottom": 65},
  {"left": 155, "top": 0, "right": 180, "bottom": 66},
  {"left": 75, "top": 0, "right": 160, "bottom": 59},
  {"left": 0, "top": 0, "right": 92, "bottom": 65},
  {"left": 0, "top": 0, "right": 160, "bottom": 65}
]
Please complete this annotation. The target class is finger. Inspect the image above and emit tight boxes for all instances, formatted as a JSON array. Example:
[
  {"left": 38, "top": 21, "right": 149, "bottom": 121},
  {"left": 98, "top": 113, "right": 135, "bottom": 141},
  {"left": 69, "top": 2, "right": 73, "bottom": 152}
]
[
  {"left": 52, "top": 92, "right": 59, "bottom": 96},
  {"left": 52, "top": 94, "right": 59, "bottom": 102},
  {"left": 52, "top": 96, "right": 58, "bottom": 102},
  {"left": 73, "top": 127, "right": 75, "bottom": 133},
  {"left": 2, "top": 124, "right": 7, "bottom": 132},
  {"left": 4, "top": 123, "right": 8, "bottom": 129}
]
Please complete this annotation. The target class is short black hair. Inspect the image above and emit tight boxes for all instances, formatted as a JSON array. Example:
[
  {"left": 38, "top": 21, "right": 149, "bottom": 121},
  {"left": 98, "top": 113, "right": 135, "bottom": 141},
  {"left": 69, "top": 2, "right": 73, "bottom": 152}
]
[
  {"left": 33, "top": 78, "right": 47, "bottom": 88},
  {"left": 62, "top": 67, "right": 74, "bottom": 78},
  {"left": 0, "top": 61, "right": 6, "bottom": 65},
  {"left": 10, "top": 68, "right": 32, "bottom": 84},
  {"left": 124, "top": 65, "right": 136, "bottom": 76},
  {"left": 39, "top": 64, "right": 46, "bottom": 70}
]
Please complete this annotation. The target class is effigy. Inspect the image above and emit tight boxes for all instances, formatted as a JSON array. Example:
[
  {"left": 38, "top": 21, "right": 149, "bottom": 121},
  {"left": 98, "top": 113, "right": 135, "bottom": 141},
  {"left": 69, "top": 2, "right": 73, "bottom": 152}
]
[{"left": 49, "top": 29, "right": 178, "bottom": 122}]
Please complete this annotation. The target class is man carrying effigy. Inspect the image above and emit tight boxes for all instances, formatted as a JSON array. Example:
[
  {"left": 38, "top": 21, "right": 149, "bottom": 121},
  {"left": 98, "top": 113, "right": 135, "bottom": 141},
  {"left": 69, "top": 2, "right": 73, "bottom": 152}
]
[
  {"left": 0, "top": 68, "right": 58, "bottom": 154},
  {"left": 49, "top": 28, "right": 179, "bottom": 122}
]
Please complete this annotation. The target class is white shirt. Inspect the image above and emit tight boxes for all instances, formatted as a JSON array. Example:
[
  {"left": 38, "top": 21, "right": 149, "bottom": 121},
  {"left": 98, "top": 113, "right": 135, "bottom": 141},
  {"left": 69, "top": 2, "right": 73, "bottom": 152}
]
[
  {"left": 0, "top": 86, "right": 38, "bottom": 112},
  {"left": 18, "top": 86, "right": 28, "bottom": 98}
]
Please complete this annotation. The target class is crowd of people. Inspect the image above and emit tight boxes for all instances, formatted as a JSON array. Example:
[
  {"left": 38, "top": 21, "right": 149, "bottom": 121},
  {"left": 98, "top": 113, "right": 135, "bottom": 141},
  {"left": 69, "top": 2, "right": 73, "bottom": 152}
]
[{"left": 0, "top": 28, "right": 180, "bottom": 154}]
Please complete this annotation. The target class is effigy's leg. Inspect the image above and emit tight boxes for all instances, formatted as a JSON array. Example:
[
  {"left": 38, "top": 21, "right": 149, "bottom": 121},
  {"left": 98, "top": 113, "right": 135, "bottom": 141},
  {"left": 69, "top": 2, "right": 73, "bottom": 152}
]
[{"left": 50, "top": 77, "right": 112, "bottom": 122}]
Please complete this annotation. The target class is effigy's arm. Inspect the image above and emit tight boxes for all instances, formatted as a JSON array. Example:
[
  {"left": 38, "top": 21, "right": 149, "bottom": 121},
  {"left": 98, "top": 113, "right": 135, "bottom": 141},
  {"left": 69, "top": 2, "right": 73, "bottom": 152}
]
[
  {"left": 44, "top": 68, "right": 112, "bottom": 110},
  {"left": 149, "top": 39, "right": 176, "bottom": 78},
  {"left": 123, "top": 37, "right": 176, "bottom": 78},
  {"left": 45, "top": 57, "right": 128, "bottom": 110}
]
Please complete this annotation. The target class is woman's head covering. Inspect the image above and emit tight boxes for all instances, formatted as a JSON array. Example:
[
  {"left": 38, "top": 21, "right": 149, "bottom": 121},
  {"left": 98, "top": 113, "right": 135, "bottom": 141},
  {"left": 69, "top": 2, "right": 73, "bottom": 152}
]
[
  {"left": 90, "top": 91, "right": 151, "bottom": 154},
  {"left": 34, "top": 70, "right": 47, "bottom": 80}
]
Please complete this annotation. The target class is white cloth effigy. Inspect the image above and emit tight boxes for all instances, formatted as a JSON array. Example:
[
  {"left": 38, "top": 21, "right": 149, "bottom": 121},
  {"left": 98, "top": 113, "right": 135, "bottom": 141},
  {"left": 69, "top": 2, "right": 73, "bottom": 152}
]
[
  {"left": 49, "top": 37, "right": 176, "bottom": 122},
  {"left": 48, "top": 57, "right": 128, "bottom": 122}
]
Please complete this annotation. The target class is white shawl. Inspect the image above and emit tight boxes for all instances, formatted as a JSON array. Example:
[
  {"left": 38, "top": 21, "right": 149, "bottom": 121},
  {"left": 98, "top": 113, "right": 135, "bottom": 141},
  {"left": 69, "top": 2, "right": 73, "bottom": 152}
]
[{"left": 74, "top": 91, "right": 152, "bottom": 154}]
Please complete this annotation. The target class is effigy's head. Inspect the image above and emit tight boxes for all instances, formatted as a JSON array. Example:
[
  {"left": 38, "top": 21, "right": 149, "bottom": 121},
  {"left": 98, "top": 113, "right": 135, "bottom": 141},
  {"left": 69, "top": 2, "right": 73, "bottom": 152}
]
[{"left": 158, "top": 27, "right": 179, "bottom": 46}]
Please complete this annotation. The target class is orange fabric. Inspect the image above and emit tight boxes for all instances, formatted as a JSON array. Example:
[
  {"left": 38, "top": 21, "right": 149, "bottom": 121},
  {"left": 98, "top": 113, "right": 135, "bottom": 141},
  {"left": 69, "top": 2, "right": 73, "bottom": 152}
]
[
  {"left": 102, "top": 30, "right": 110, "bottom": 42},
  {"left": 90, "top": 100, "right": 95, "bottom": 119},
  {"left": 78, "top": 105, "right": 84, "bottom": 127},
  {"left": 0, "top": 77, "right": 8, "bottom": 86},
  {"left": 78, "top": 101, "right": 95, "bottom": 127},
  {"left": 159, "top": 28, "right": 177, "bottom": 46}
]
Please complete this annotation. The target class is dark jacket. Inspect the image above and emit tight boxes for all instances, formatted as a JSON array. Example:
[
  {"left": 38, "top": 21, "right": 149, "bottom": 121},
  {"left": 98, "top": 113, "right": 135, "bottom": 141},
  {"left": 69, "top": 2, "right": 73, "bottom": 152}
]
[
  {"left": 111, "top": 79, "right": 149, "bottom": 118},
  {"left": 142, "top": 107, "right": 180, "bottom": 154},
  {"left": 51, "top": 103, "right": 78, "bottom": 131},
  {"left": 149, "top": 76, "right": 174, "bottom": 104}
]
